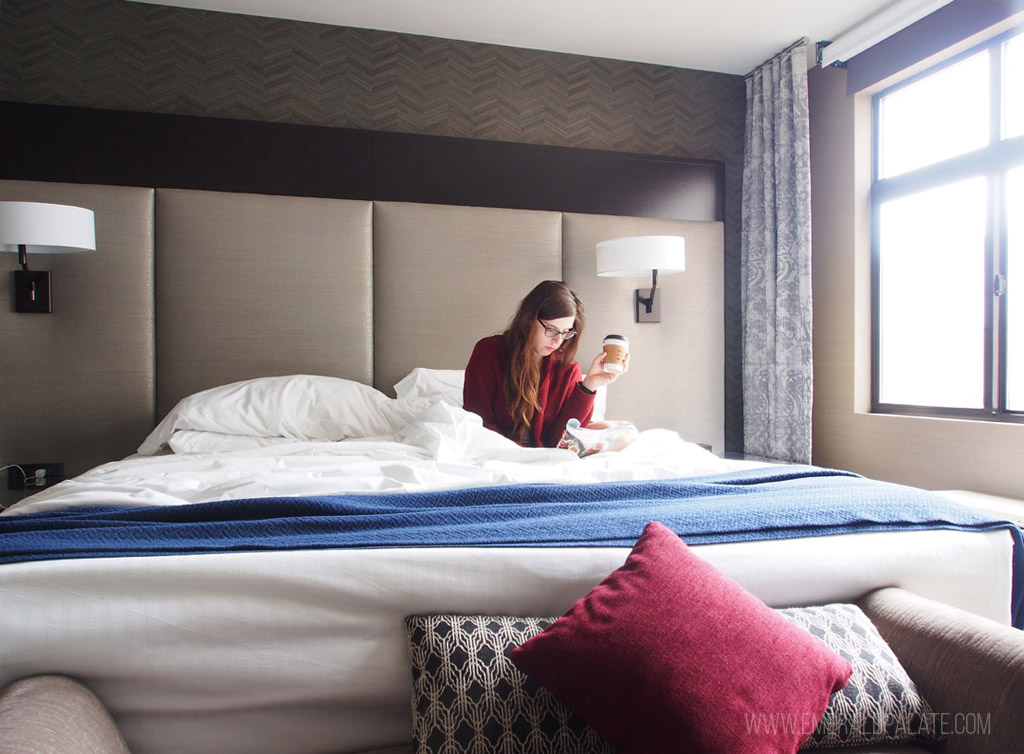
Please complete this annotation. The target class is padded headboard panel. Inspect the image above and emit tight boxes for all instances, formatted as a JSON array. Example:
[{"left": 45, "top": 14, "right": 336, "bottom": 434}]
[
  {"left": 562, "top": 212, "right": 724, "bottom": 448},
  {"left": 372, "top": 201, "right": 562, "bottom": 395},
  {"left": 154, "top": 189, "right": 374, "bottom": 419}
]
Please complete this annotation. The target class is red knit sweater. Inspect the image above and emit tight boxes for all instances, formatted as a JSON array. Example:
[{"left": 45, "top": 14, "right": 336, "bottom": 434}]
[{"left": 463, "top": 334, "right": 595, "bottom": 447}]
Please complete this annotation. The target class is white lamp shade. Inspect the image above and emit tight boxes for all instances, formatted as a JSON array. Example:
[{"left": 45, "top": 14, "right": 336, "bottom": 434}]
[
  {"left": 595, "top": 235, "right": 685, "bottom": 277},
  {"left": 0, "top": 201, "right": 96, "bottom": 253}
]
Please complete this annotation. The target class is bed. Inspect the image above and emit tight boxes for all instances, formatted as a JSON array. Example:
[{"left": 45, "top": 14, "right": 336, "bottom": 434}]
[
  {"left": 1, "top": 371, "right": 1022, "bottom": 754},
  {"left": 0, "top": 177, "right": 1021, "bottom": 754}
]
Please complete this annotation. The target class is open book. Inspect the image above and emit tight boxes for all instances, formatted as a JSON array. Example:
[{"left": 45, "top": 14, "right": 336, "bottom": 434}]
[{"left": 557, "top": 419, "right": 638, "bottom": 457}]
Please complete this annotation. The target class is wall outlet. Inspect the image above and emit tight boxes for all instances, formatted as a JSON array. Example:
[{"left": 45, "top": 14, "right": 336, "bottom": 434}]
[{"left": 8, "top": 463, "right": 65, "bottom": 490}]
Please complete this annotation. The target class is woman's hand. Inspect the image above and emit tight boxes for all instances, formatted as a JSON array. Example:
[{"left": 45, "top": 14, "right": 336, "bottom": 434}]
[{"left": 581, "top": 351, "right": 630, "bottom": 392}]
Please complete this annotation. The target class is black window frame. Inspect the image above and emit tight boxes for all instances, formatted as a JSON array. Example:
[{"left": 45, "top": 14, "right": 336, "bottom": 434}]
[{"left": 871, "top": 26, "right": 1024, "bottom": 423}]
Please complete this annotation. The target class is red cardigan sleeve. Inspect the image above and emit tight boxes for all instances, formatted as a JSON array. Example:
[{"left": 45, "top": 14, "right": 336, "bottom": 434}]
[
  {"left": 537, "top": 361, "right": 596, "bottom": 447},
  {"left": 463, "top": 336, "right": 506, "bottom": 437}
]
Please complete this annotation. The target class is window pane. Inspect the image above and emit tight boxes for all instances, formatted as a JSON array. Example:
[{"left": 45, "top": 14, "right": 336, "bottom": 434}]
[
  {"left": 1008, "top": 165, "right": 1023, "bottom": 411},
  {"left": 1005, "top": 33, "right": 1024, "bottom": 140},
  {"left": 878, "top": 178, "right": 987, "bottom": 407},
  {"left": 878, "top": 52, "right": 989, "bottom": 179}
]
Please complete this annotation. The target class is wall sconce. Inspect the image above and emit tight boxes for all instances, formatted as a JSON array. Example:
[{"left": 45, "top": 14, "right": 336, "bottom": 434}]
[
  {"left": 0, "top": 201, "right": 96, "bottom": 313},
  {"left": 595, "top": 235, "right": 685, "bottom": 323}
]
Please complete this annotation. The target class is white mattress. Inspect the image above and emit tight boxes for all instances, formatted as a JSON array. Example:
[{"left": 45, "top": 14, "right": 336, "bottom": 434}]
[{"left": 0, "top": 528, "right": 1014, "bottom": 754}]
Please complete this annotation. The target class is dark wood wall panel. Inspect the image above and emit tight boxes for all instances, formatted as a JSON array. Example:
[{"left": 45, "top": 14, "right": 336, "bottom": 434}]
[
  {"left": 373, "top": 132, "right": 724, "bottom": 221},
  {"left": 1, "top": 101, "right": 724, "bottom": 223},
  {"left": 1, "top": 102, "right": 375, "bottom": 199}
]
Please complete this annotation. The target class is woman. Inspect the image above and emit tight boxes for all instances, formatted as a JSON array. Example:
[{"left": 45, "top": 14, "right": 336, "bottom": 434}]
[{"left": 463, "top": 280, "right": 628, "bottom": 447}]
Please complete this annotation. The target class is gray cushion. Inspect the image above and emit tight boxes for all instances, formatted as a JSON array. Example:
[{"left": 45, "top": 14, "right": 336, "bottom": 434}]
[
  {"left": 0, "top": 675, "right": 131, "bottom": 754},
  {"left": 781, "top": 603, "right": 941, "bottom": 749},
  {"left": 858, "top": 587, "right": 1024, "bottom": 754}
]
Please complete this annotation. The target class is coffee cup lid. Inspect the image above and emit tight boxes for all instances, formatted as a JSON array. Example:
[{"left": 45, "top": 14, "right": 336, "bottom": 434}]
[{"left": 603, "top": 334, "right": 629, "bottom": 344}]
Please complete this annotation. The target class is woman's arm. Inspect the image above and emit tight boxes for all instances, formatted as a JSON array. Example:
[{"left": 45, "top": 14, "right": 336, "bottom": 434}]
[
  {"left": 541, "top": 362, "right": 596, "bottom": 447},
  {"left": 541, "top": 348, "right": 632, "bottom": 446}
]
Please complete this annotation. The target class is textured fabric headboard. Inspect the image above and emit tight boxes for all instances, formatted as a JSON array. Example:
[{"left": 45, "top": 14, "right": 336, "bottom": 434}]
[
  {"left": 154, "top": 189, "right": 375, "bottom": 419},
  {"left": 372, "top": 201, "right": 564, "bottom": 395},
  {"left": 0, "top": 179, "right": 723, "bottom": 500}
]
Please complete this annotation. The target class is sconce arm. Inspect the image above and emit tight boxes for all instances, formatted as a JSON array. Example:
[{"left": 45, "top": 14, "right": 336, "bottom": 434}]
[{"left": 637, "top": 269, "right": 659, "bottom": 313}]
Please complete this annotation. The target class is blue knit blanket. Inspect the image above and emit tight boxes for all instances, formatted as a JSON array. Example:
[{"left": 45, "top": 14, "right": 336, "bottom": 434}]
[{"left": 2, "top": 465, "right": 1021, "bottom": 626}]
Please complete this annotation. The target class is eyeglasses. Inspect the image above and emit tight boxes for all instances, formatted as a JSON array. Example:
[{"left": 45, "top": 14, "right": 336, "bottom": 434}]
[{"left": 538, "top": 318, "right": 577, "bottom": 341}]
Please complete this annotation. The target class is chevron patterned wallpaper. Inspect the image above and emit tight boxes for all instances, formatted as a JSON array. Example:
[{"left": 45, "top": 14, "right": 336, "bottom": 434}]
[
  {"left": 0, "top": 0, "right": 746, "bottom": 450},
  {"left": 0, "top": 0, "right": 745, "bottom": 158}
]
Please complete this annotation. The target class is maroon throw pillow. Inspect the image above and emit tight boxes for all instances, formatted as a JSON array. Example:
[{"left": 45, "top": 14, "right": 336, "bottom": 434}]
[{"left": 510, "top": 521, "right": 853, "bottom": 754}]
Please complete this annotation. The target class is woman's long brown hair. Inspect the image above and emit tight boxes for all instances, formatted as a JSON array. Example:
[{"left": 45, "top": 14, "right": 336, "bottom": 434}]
[{"left": 502, "top": 280, "right": 585, "bottom": 441}]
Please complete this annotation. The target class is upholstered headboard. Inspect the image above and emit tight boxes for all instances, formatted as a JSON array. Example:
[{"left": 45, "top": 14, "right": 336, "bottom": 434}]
[{"left": 0, "top": 178, "right": 723, "bottom": 497}]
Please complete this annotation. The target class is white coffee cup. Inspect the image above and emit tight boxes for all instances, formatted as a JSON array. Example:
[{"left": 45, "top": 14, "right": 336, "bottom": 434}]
[{"left": 602, "top": 335, "right": 629, "bottom": 373}]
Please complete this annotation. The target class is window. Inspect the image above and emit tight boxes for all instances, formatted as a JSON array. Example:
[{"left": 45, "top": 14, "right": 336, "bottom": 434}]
[{"left": 872, "top": 28, "right": 1024, "bottom": 420}]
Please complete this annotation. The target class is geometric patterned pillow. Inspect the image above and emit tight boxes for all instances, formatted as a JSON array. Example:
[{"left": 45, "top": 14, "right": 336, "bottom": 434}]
[
  {"left": 780, "top": 603, "right": 944, "bottom": 749},
  {"left": 404, "top": 615, "right": 613, "bottom": 754},
  {"left": 406, "top": 605, "right": 942, "bottom": 754}
]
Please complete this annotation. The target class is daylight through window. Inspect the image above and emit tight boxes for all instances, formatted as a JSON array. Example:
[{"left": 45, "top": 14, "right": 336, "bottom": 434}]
[{"left": 872, "top": 28, "right": 1024, "bottom": 419}]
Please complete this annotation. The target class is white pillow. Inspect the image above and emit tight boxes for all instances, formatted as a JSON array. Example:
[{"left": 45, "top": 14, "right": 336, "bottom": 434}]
[
  {"left": 394, "top": 368, "right": 465, "bottom": 406},
  {"left": 138, "top": 375, "right": 393, "bottom": 455},
  {"left": 393, "top": 366, "right": 607, "bottom": 421},
  {"left": 166, "top": 430, "right": 309, "bottom": 454}
]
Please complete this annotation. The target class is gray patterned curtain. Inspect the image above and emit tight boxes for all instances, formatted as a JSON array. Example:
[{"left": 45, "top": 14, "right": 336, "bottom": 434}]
[{"left": 741, "top": 41, "right": 813, "bottom": 463}]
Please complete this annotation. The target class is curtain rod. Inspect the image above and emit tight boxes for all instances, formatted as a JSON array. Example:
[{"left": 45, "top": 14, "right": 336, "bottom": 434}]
[
  {"left": 817, "top": 0, "right": 954, "bottom": 67},
  {"left": 745, "top": 37, "right": 809, "bottom": 78}
]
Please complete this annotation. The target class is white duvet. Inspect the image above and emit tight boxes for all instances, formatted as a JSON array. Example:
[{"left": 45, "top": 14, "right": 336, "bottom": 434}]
[{"left": 5, "top": 400, "right": 738, "bottom": 516}]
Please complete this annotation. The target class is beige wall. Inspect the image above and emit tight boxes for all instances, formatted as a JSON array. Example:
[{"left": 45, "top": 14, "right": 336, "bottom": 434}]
[
  {"left": 563, "top": 214, "right": 724, "bottom": 450},
  {"left": 0, "top": 180, "right": 156, "bottom": 509},
  {"left": 808, "top": 65, "right": 1024, "bottom": 499}
]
